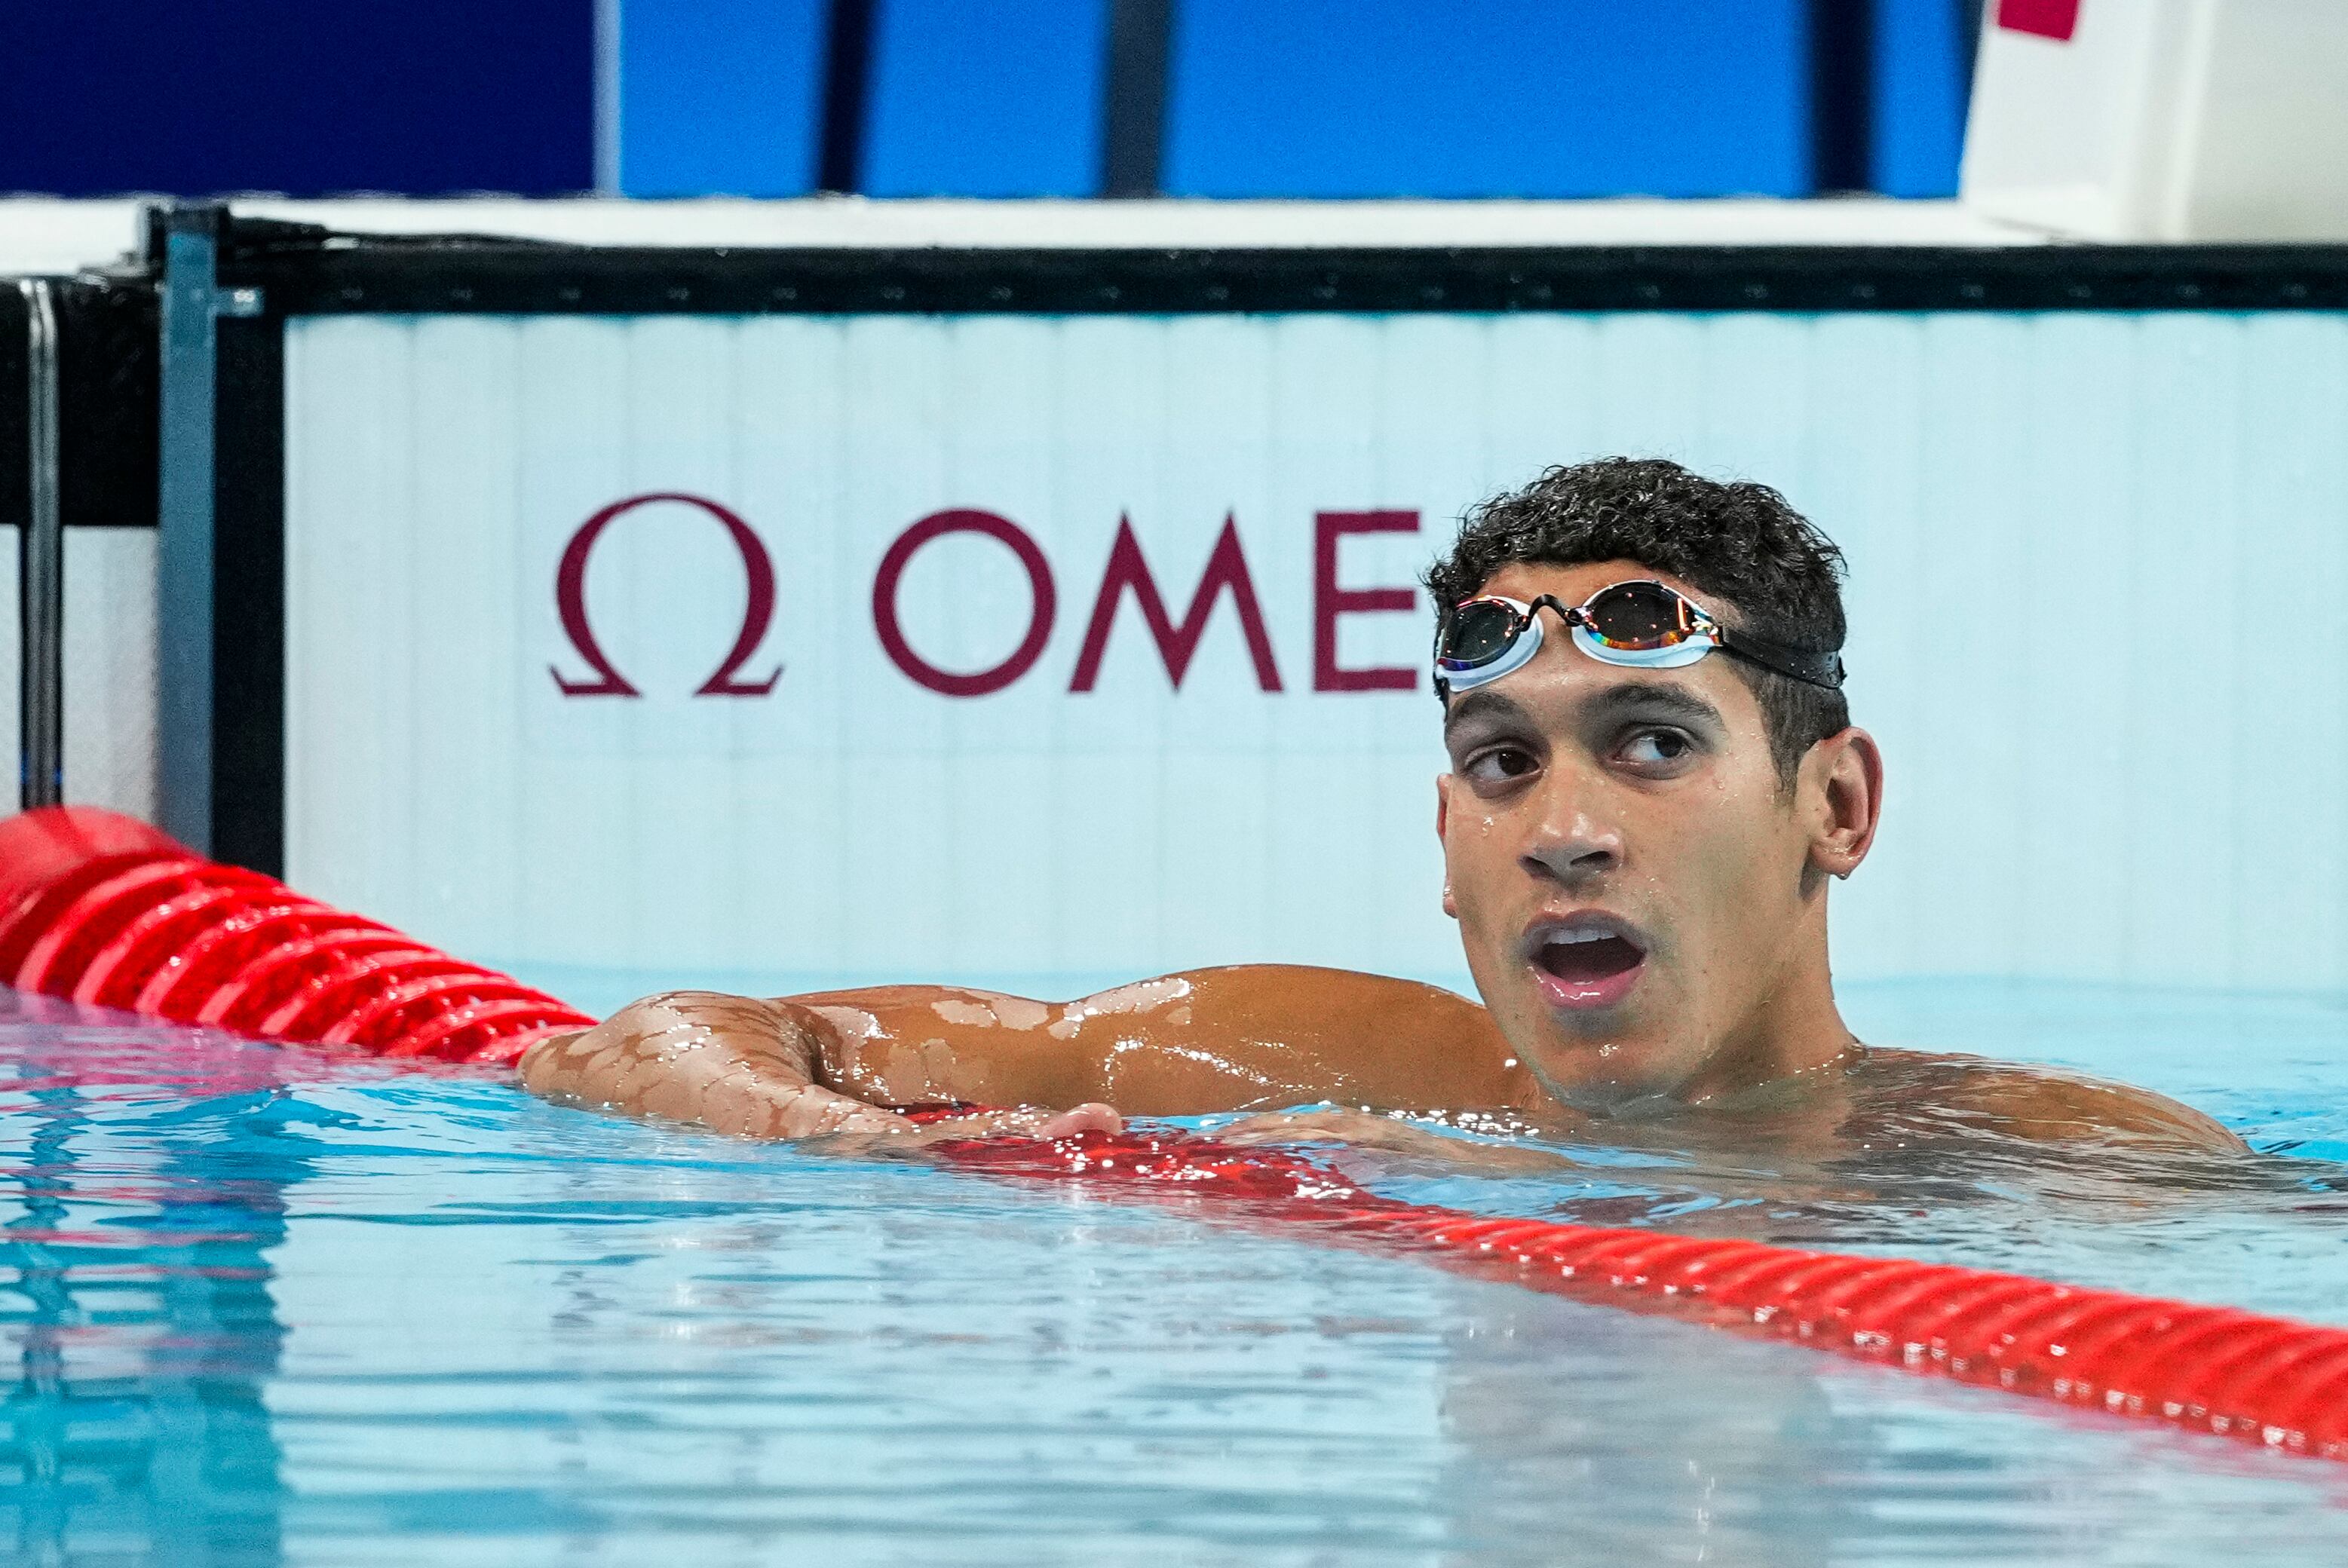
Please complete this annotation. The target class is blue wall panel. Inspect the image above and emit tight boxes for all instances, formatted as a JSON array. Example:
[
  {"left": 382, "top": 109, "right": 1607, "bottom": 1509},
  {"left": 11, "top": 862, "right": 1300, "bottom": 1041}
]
[
  {"left": 863, "top": 0, "right": 1111, "bottom": 197},
  {"left": 0, "top": 0, "right": 1972, "bottom": 204},
  {"left": 0, "top": 0, "right": 593, "bottom": 197},
  {"left": 618, "top": 0, "right": 830, "bottom": 197},
  {"left": 1871, "top": 0, "right": 1971, "bottom": 198},
  {"left": 1163, "top": 0, "right": 1810, "bottom": 199}
]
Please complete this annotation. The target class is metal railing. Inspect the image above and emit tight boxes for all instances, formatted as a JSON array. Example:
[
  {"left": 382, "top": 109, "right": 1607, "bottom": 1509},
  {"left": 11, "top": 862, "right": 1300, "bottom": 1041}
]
[{"left": 16, "top": 277, "right": 62, "bottom": 810}]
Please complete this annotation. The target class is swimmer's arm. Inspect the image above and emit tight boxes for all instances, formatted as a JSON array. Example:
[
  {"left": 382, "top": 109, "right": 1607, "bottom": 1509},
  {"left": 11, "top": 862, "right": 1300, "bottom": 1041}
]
[
  {"left": 516, "top": 990, "right": 1117, "bottom": 1144},
  {"left": 794, "top": 967, "right": 1540, "bottom": 1119}
]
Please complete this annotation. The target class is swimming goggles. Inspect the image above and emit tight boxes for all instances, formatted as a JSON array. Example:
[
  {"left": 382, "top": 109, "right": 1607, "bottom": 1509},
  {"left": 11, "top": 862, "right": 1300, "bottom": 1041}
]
[{"left": 1433, "top": 580, "right": 1844, "bottom": 700}]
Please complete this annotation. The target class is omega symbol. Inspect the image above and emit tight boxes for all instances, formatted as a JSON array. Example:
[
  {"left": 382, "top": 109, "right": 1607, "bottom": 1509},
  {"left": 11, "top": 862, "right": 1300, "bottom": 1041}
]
[{"left": 550, "top": 492, "right": 783, "bottom": 697}]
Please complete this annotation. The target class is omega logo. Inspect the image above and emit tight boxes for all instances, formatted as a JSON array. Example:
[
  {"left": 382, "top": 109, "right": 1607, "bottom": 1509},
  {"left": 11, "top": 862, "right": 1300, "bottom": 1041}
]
[
  {"left": 550, "top": 492, "right": 783, "bottom": 697},
  {"left": 552, "top": 495, "right": 1422, "bottom": 700}
]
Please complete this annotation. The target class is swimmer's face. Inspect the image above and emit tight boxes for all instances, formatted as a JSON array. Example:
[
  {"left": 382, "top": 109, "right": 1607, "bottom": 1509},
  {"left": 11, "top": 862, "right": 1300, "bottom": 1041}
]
[{"left": 1435, "top": 559, "right": 1881, "bottom": 1107}]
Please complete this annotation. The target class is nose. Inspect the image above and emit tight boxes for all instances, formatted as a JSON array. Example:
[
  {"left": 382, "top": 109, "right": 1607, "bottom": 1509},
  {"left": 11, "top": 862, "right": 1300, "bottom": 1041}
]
[{"left": 1518, "top": 770, "right": 1623, "bottom": 888}]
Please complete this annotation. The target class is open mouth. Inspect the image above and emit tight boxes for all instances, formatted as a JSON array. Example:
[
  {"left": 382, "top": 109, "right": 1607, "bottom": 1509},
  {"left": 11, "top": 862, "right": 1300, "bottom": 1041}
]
[{"left": 1526, "top": 920, "right": 1648, "bottom": 1010}]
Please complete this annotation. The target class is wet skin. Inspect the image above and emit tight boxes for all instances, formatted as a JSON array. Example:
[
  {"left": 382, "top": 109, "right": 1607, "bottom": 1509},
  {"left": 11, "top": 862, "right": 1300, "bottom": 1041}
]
[{"left": 520, "top": 558, "right": 2241, "bottom": 1162}]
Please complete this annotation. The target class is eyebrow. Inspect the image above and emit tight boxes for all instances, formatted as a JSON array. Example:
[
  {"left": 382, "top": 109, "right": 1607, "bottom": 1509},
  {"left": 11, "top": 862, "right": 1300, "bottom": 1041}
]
[
  {"left": 1583, "top": 681, "right": 1725, "bottom": 730},
  {"left": 1441, "top": 689, "right": 1533, "bottom": 739},
  {"left": 1442, "top": 679, "right": 1730, "bottom": 749}
]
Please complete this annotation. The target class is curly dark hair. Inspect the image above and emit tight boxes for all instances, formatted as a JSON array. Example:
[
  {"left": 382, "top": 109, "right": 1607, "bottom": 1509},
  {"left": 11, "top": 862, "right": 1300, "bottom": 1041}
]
[{"left": 1426, "top": 458, "right": 1850, "bottom": 783}]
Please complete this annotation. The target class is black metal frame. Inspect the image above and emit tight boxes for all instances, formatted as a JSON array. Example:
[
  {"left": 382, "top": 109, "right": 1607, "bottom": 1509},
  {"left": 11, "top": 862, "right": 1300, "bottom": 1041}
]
[
  {"left": 0, "top": 289, "right": 24, "bottom": 529},
  {"left": 13, "top": 280, "right": 62, "bottom": 811},
  {"left": 216, "top": 226, "right": 2348, "bottom": 316},
  {"left": 5, "top": 274, "right": 158, "bottom": 816},
  {"left": 210, "top": 312, "right": 281, "bottom": 871},
  {"left": 175, "top": 213, "right": 2348, "bottom": 874},
  {"left": 0, "top": 280, "right": 158, "bottom": 534}
]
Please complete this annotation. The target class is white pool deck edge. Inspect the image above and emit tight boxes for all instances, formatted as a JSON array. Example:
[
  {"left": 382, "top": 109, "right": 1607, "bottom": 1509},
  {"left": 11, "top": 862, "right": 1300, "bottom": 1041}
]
[{"left": 0, "top": 195, "right": 2060, "bottom": 277}]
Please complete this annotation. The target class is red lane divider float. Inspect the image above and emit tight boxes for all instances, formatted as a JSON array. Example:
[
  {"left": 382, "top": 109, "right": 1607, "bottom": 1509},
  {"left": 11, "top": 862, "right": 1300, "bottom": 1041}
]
[
  {"left": 4, "top": 804, "right": 2344, "bottom": 1461},
  {"left": 0, "top": 807, "right": 591, "bottom": 1065},
  {"left": 926, "top": 1129, "right": 2348, "bottom": 1462}
]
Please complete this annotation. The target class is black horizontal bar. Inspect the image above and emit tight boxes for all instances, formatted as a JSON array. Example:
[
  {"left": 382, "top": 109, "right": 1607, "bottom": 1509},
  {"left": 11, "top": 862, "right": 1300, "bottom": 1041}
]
[{"left": 216, "top": 228, "right": 2348, "bottom": 317}]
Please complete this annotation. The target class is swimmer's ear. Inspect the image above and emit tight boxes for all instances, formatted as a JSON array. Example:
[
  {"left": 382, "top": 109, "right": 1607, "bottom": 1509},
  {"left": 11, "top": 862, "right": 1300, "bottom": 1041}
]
[
  {"left": 1804, "top": 727, "right": 1883, "bottom": 880},
  {"left": 1436, "top": 776, "right": 1461, "bottom": 918}
]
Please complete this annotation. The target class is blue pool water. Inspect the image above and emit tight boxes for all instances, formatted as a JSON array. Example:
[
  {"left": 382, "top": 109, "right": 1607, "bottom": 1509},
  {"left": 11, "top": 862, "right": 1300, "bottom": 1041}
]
[{"left": 5, "top": 978, "right": 2348, "bottom": 1564}]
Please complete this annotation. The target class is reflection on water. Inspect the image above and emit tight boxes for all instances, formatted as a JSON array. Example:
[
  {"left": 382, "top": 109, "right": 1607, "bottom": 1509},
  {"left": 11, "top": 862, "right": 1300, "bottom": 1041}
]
[
  {"left": 1352, "top": 1092, "right": 2348, "bottom": 1318},
  {"left": 1351, "top": 979, "right": 2348, "bottom": 1328},
  {"left": 4, "top": 980, "right": 2348, "bottom": 1564},
  {"left": 2, "top": 991, "right": 307, "bottom": 1566},
  {"left": 1431, "top": 1285, "right": 2348, "bottom": 1567}
]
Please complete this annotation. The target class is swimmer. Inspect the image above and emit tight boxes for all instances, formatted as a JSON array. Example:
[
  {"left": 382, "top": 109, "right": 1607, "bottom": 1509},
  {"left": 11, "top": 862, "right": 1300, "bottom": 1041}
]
[{"left": 521, "top": 458, "right": 2241, "bottom": 1162}]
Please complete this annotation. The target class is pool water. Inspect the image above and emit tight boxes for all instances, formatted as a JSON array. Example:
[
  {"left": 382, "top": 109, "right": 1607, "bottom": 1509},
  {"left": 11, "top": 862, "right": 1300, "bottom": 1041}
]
[{"left": 5, "top": 978, "right": 2348, "bottom": 1565}]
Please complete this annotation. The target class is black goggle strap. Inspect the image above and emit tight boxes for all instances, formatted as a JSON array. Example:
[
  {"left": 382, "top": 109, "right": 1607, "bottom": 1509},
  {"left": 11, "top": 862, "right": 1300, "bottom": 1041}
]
[{"left": 1712, "top": 628, "right": 1846, "bottom": 690}]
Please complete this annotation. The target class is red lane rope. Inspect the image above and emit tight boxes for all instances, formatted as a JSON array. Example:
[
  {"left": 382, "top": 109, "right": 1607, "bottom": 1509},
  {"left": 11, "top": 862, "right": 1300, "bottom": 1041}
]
[
  {"left": 4, "top": 806, "right": 2343, "bottom": 1461},
  {"left": 920, "top": 1127, "right": 2348, "bottom": 1459},
  {"left": 0, "top": 807, "right": 591, "bottom": 1065}
]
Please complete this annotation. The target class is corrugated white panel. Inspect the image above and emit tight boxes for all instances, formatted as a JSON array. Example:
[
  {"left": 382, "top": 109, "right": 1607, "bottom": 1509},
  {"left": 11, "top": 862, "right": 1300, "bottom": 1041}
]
[
  {"left": 63, "top": 528, "right": 158, "bottom": 820},
  {"left": 0, "top": 525, "right": 158, "bottom": 819},
  {"left": 284, "top": 311, "right": 2348, "bottom": 997}
]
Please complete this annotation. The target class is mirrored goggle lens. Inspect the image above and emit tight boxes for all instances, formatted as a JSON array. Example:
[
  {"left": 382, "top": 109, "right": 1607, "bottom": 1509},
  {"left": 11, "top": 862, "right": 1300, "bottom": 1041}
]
[
  {"left": 1579, "top": 582, "right": 1698, "bottom": 650},
  {"left": 1440, "top": 600, "right": 1525, "bottom": 667}
]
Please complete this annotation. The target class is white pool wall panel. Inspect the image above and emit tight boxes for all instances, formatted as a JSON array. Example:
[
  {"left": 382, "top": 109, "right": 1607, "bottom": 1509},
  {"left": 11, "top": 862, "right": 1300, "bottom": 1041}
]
[
  {"left": 63, "top": 528, "right": 160, "bottom": 822},
  {"left": 278, "top": 308, "right": 2348, "bottom": 996}
]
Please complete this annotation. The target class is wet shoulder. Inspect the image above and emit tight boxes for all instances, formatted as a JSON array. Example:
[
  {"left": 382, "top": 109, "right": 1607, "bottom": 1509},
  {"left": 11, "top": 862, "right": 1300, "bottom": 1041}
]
[
  {"left": 1166, "top": 965, "right": 1533, "bottom": 1110},
  {"left": 1856, "top": 1046, "right": 2244, "bottom": 1153},
  {"left": 1170, "top": 964, "right": 1495, "bottom": 1032}
]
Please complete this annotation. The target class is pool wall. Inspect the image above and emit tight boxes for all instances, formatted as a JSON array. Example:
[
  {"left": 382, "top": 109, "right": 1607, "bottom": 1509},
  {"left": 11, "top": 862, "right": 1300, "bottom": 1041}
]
[{"left": 11, "top": 200, "right": 2348, "bottom": 1000}]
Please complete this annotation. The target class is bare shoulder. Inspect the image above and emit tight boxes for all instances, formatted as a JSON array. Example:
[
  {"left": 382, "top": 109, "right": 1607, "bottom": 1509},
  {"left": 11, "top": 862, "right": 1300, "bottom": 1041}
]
[
  {"left": 1160, "top": 964, "right": 1535, "bottom": 1113},
  {"left": 1165, "top": 964, "right": 1496, "bottom": 1024},
  {"left": 1861, "top": 1046, "right": 2245, "bottom": 1154}
]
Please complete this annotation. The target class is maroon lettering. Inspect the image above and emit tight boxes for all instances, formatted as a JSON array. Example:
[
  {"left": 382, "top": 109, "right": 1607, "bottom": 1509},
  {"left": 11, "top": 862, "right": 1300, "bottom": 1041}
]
[
  {"left": 1312, "top": 510, "right": 1419, "bottom": 692},
  {"left": 872, "top": 509, "right": 1058, "bottom": 697},
  {"left": 1069, "top": 515, "right": 1283, "bottom": 693},
  {"left": 550, "top": 492, "right": 782, "bottom": 698}
]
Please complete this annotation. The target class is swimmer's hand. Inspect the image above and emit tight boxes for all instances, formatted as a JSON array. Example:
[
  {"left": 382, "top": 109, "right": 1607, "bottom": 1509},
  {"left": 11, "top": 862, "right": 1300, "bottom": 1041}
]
[{"left": 518, "top": 991, "right": 1120, "bottom": 1146}]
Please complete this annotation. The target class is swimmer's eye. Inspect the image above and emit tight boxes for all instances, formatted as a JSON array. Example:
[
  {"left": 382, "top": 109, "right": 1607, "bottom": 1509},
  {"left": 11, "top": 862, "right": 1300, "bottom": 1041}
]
[
  {"left": 1461, "top": 745, "right": 1540, "bottom": 787},
  {"left": 1617, "top": 728, "right": 1697, "bottom": 770}
]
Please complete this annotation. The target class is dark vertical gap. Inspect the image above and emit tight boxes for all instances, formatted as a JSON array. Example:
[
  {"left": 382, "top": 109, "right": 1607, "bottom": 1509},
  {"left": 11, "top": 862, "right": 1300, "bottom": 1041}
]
[
  {"left": 817, "top": 0, "right": 877, "bottom": 194},
  {"left": 1101, "top": 0, "right": 1174, "bottom": 197},
  {"left": 1, "top": 288, "right": 26, "bottom": 531},
  {"left": 57, "top": 280, "right": 160, "bottom": 531},
  {"left": 210, "top": 314, "right": 284, "bottom": 877},
  {"left": 1809, "top": 0, "right": 1875, "bottom": 194},
  {"left": 2, "top": 288, "right": 32, "bottom": 811},
  {"left": 1957, "top": 0, "right": 1986, "bottom": 105},
  {"left": 0, "top": 292, "right": 26, "bottom": 540}
]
